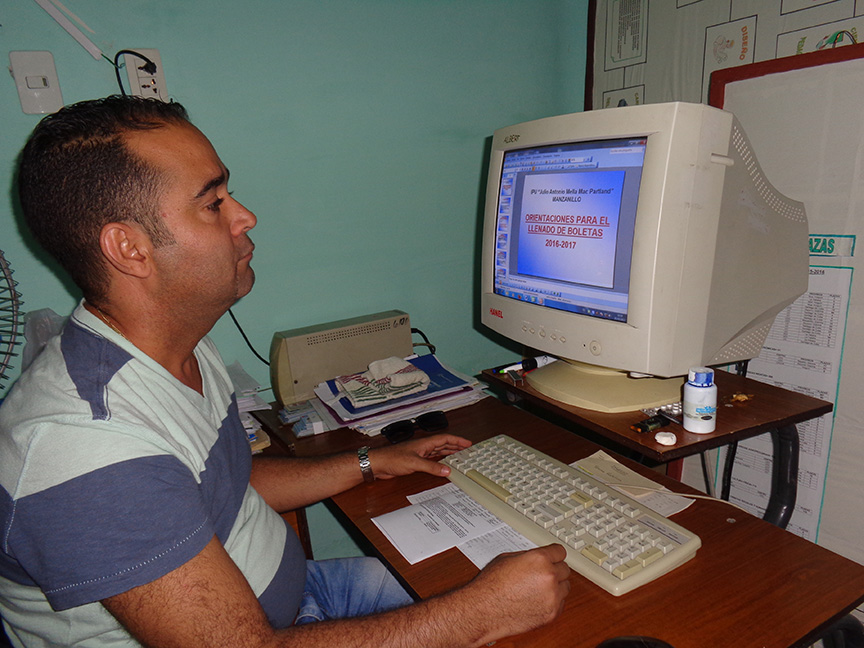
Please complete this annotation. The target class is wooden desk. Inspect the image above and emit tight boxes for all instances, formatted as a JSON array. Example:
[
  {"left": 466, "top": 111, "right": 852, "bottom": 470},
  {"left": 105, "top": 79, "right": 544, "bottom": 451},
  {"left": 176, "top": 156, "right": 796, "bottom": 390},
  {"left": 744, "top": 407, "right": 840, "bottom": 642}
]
[
  {"left": 257, "top": 398, "right": 864, "bottom": 648},
  {"left": 482, "top": 368, "right": 833, "bottom": 527}
]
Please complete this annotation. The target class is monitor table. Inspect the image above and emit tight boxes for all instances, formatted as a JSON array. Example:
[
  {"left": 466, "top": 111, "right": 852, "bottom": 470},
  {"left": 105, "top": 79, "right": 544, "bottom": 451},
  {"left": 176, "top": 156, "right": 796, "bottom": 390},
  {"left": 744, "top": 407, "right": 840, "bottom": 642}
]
[{"left": 481, "top": 367, "right": 833, "bottom": 528}]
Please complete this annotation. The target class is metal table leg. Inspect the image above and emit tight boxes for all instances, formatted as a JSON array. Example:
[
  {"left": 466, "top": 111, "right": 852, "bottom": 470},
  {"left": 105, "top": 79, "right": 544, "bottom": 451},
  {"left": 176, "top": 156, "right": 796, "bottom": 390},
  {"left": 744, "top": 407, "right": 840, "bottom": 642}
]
[
  {"left": 720, "top": 424, "right": 799, "bottom": 529},
  {"left": 762, "top": 424, "right": 799, "bottom": 529}
]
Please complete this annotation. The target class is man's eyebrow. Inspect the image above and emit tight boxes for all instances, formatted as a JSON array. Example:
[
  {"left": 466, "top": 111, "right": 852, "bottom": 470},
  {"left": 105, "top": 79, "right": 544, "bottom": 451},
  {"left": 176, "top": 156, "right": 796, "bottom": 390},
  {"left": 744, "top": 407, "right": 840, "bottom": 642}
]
[{"left": 195, "top": 168, "right": 230, "bottom": 199}]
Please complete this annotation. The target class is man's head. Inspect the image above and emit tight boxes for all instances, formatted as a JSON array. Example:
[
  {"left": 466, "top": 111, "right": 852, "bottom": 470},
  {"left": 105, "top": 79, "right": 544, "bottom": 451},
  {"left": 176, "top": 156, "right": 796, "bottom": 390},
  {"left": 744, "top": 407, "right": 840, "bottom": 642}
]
[{"left": 17, "top": 95, "right": 190, "bottom": 301}]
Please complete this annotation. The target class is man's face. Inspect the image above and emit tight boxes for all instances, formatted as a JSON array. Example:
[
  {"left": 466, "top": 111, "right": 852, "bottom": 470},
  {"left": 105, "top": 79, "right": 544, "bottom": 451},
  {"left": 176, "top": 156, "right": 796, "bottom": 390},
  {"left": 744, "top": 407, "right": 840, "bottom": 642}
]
[{"left": 124, "top": 122, "right": 257, "bottom": 314}]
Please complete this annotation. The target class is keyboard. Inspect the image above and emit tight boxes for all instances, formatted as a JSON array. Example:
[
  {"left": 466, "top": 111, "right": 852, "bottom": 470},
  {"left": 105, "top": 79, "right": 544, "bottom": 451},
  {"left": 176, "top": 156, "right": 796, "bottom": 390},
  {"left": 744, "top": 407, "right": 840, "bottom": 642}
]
[{"left": 441, "top": 434, "right": 701, "bottom": 596}]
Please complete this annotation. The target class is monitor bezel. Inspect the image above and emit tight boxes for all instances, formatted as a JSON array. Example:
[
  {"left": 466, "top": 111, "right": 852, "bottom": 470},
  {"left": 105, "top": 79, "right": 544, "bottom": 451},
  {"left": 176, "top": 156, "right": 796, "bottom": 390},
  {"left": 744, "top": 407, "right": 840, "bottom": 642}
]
[{"left": 480, "top": 103, "right": 733, "bottom": 377}]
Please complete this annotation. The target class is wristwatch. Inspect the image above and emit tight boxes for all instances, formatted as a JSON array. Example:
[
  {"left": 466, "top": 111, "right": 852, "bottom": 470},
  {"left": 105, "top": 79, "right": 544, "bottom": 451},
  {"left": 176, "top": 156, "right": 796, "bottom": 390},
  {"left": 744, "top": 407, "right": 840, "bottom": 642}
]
[{"left": 357, "top": 446, "right": 374, "bottom": 482}]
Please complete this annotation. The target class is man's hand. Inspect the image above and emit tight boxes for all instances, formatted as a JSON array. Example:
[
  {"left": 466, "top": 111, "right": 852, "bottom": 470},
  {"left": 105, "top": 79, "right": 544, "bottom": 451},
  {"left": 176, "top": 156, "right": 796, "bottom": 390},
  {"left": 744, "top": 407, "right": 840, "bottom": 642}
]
[
  {"left": 251, "top": 433, "right": 471, "bottom": 510},
  {"left": 449, "top": 544, "right": 571, "bottom": 645},
  {"left": 102, "top": 538, "right": 569, "bottom": 648},
  {"left": 369, "top": 434, "right": 472, "bottom": 480}
]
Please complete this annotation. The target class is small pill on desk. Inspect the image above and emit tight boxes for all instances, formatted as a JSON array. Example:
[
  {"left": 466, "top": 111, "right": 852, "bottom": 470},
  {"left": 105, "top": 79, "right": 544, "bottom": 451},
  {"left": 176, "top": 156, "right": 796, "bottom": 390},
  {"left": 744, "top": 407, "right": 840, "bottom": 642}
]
[{"left": 654, "top": 431, "right": 677, "bottom": 446}]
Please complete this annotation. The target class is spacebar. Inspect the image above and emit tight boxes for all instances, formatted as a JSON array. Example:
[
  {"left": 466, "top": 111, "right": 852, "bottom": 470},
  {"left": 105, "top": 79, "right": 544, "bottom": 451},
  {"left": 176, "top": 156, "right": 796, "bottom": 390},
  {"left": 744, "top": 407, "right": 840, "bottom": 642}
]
[{"left": 465, "top": 469, "right": 511, "bottom": 502}]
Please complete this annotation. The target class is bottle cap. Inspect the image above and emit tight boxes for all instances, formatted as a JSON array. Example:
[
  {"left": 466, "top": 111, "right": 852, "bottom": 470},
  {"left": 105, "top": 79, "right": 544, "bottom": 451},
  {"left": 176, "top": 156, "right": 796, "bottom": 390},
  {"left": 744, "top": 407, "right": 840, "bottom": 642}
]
[{"left": 688, "top": 367, "right": 714, "bottom": 386}]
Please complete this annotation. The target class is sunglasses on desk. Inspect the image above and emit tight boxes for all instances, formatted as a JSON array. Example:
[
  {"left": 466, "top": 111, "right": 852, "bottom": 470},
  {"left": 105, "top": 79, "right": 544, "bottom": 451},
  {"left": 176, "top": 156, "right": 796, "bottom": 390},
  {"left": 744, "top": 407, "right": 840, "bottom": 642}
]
[{"left": 381, "top": 410, "right": 449, "bottom": 443}]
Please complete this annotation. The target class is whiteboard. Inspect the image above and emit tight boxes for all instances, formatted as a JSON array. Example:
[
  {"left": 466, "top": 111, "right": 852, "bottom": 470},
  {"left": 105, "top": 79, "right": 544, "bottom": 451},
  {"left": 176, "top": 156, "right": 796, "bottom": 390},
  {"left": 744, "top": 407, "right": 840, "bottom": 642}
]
[{"left": 710, "top": 49, "right": 864, "bottom": 564}]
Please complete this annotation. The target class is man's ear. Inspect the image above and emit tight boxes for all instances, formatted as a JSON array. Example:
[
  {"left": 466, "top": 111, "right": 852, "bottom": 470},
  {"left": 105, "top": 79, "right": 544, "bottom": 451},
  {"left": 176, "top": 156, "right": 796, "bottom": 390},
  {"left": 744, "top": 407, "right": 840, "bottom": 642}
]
[{"left": 99, "top": 222, "right": 153, "bottom": 278}]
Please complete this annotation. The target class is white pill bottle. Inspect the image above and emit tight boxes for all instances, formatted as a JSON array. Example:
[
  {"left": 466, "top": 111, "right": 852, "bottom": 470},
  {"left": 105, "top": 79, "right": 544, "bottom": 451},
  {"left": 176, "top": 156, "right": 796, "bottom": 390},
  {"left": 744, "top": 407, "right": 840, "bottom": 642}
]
[{"left": 683, "top": 367, "right": 717, "bottom": 434}]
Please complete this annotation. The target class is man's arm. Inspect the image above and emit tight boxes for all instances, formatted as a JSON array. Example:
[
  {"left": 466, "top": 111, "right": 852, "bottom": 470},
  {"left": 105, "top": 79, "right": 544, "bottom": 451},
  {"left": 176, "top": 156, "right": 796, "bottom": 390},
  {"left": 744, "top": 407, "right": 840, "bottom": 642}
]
[
  {"left": 249, "top": 434, "right": 471, "bottom": 511},
  {"left": 103, "top": 535, "right": 571, "bottom": 648}
]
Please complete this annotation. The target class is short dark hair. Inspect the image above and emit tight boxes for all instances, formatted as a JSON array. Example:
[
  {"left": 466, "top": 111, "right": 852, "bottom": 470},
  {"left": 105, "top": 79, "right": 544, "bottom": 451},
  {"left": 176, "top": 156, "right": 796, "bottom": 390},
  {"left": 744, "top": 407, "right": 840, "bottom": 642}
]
[{"left": 17, "top": 95, "right": 191, "bottom": 301}]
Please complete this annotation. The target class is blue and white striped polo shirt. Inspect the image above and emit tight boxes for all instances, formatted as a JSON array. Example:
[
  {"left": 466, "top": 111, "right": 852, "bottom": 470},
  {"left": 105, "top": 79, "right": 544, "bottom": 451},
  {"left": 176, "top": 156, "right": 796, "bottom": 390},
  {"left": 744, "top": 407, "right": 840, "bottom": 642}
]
[{"left": 0, "top": 303, "right": 305, "bottom": 647}]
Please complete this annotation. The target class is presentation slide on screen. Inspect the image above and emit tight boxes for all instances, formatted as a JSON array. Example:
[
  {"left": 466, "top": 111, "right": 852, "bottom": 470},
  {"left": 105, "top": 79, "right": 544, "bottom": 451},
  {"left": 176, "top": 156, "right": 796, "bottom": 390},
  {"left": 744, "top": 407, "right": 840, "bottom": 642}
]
[{"left": 516, "top": 170, "right": 624, "bottom": 288}]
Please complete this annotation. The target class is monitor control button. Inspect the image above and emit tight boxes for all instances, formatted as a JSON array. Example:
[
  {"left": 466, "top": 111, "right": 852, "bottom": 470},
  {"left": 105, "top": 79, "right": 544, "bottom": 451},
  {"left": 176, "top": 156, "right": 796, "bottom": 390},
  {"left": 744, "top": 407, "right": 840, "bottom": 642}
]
[{"left": 589, "top": 341, "right": 602, "bottom": 355}]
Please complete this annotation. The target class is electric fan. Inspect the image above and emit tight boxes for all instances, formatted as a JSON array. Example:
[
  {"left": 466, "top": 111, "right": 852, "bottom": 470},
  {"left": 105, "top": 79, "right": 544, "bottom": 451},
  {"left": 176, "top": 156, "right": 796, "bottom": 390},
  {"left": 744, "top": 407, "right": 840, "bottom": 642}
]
[{"left": 0, "top": 249, "right": 23, "bottom": 392}]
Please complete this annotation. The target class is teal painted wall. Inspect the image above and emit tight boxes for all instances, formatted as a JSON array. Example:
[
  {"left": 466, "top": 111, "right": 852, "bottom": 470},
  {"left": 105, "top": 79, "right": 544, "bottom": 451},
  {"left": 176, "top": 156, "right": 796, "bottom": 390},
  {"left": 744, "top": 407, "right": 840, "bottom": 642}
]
[{"left": 1, "top": 0, "right": 589, "bottom": 557}]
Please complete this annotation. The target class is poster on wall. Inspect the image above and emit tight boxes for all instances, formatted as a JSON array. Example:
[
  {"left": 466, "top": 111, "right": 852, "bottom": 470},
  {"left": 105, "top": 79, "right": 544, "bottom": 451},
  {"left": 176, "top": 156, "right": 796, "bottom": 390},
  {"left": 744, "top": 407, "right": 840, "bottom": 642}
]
[
  {"left": 702, "top": 17, "right": 756, "bottom": 99},
  {"left": 591, "top": 0, "right": 864, "bottom": 107},
  {"left": 604, "top": 0, "right": 648, "bottom": 69},
  {"left": 721, "top": 264, "right": 851, "bottom": 541}
]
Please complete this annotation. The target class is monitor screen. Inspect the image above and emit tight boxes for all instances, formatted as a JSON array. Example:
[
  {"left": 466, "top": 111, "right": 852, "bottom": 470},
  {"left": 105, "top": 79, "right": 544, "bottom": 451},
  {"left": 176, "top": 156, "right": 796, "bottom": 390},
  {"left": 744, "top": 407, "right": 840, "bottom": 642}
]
[{"left": 494, "top": 137, "right": 645, "bottom": 323}]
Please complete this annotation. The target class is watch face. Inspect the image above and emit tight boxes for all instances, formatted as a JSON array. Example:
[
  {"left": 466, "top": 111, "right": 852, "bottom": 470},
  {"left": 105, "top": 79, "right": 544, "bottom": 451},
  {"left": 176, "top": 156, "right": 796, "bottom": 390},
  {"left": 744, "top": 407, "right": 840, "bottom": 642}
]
[{"left": 358, "top": 447, "right": 374, "bottom": 481}]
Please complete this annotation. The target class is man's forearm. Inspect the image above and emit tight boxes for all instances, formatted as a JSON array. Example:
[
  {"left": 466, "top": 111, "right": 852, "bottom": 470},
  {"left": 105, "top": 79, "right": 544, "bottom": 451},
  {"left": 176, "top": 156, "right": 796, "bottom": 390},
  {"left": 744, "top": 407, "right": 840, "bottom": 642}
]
[
  {"left": 277, "top": 588, "right": 498, "bottom": 648},
  {"left": 250, "top": 452, "right": 363, "bottom": 511},
  {"left": 277, "top": 547, "right": 569, "bottom": 648},
  {"left": 103, "top": 526, "right": 568, "bottom": 648},
  {"left": 250, "top": 434, "right": 467, "bottom": 512}
]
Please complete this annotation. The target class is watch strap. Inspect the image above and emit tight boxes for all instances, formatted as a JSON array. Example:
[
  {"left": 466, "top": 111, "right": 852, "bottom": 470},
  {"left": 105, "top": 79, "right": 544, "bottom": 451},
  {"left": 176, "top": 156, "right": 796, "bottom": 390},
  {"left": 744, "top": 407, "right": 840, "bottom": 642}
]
[{"left": 357, "top": 446, "right": 374, "bottom": 482}]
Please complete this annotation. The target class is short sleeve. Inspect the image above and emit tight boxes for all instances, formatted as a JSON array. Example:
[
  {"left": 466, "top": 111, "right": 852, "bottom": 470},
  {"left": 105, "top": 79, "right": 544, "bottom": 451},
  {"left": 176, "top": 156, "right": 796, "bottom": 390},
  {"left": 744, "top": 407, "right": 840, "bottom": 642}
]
[{"left": 7, "top": 453, "right": 213, "bottom": 610}]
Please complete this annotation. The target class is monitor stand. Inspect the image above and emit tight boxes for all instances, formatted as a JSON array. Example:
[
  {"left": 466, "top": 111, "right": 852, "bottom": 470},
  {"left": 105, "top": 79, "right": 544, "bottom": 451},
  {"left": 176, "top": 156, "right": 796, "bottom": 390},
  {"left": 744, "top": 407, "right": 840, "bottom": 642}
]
[{"left": 525, "top": 360, "right": 684, "bottom": 413}]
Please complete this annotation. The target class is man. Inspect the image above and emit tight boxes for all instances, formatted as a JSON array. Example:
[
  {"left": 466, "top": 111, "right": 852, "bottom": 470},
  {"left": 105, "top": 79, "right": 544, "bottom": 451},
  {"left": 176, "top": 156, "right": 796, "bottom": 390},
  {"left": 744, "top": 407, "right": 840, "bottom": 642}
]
[{"left": 0, "top": 96, "right": 570, "bottom": 647}]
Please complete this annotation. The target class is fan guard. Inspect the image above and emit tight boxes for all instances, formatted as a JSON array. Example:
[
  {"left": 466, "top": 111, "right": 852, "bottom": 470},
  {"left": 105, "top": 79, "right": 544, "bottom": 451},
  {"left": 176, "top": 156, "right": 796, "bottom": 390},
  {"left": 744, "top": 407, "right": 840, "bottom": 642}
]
[{"left": 0, "top": 249, "right": 23, "bottom": 391}]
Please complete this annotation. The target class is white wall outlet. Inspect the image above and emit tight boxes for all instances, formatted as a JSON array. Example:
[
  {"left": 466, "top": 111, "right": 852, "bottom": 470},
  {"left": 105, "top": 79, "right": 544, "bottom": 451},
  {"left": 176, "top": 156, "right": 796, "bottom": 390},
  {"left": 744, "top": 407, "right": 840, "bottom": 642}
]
[
  {"left": 123, "top": 49, "right": 168, "bottom": 100},
  {"left": 9, "top": 51, "right": 63, "bottom": 114}
]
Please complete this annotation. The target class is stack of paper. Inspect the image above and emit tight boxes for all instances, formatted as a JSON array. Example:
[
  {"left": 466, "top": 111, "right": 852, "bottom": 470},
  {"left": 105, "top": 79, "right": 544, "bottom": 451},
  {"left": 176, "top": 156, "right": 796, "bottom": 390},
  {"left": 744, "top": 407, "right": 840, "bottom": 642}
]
[
  {"left": 227, "top": 362, "right": 271, "bottom": 453},
  {"left": 373, "top": 483, "right": 535, "bottom": 567},
  {"left": 313, "top": 354, "right": 488, "bottom": 436},
  {"left": 276, "top": 399, "right": 341, "bottom": 437}
]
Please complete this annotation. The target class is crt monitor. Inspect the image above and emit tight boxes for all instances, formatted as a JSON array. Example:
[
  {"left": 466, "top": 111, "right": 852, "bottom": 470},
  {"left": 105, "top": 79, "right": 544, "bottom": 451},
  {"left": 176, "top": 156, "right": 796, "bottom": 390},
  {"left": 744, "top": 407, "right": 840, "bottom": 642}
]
[{"left": 480, "top": 102, "right": 809, "bottom": 412}]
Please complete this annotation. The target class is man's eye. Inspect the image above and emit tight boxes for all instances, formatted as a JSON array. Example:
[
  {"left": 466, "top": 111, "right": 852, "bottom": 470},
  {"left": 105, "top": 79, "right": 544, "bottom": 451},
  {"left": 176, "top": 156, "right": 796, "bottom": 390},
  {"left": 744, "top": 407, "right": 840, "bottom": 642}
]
[{"left": 207, "top": 197, "right": 225, "bottom": 212}]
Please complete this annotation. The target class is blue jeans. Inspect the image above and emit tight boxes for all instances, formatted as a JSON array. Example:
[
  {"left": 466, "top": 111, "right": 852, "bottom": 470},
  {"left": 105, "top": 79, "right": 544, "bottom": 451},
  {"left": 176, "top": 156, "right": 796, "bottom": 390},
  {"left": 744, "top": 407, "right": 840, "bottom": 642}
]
[{"left": 294, "top": 557, "right": 414, "bottom": 625}]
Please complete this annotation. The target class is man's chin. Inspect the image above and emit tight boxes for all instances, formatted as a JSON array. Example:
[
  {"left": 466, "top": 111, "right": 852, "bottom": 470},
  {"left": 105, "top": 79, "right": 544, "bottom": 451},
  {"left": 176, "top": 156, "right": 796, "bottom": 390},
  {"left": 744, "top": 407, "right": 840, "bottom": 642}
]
[{"left": 236, "top": 270, "right": 256, "bottom": 300}]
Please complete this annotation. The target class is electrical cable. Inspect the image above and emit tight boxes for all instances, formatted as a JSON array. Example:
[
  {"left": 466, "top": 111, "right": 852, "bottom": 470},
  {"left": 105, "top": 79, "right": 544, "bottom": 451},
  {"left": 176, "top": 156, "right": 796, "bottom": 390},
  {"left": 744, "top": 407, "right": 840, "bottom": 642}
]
[
  {"left": 721, "top": 360, "right": 750, "bottom": 501},
  {"left": 411, "top": 328, "right": 436, "bottom": 355},
  {"left": 110, "top": 49, "right": 158, "bottom": 96},
  {"left": 604, "top": 482, "right": 751, "bottom": 515},
  {"left": 228, "top": 308, "right": 269, "bottom": 366},
  {"left": 700, "top": 452, "right": 715, "bottom": 498},
  {"left": 230, "top": 317, "right": 435, "bottom": 367}
]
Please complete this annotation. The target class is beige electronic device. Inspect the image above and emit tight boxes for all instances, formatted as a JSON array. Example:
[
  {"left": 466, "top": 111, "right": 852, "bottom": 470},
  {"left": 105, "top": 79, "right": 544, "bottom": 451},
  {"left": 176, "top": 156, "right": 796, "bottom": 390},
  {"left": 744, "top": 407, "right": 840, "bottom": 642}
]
[{"left": 269, "top": 310, "right": 413, "bottom": 406}]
